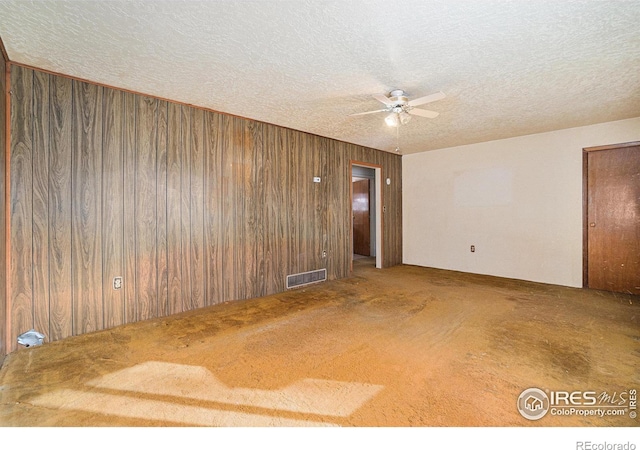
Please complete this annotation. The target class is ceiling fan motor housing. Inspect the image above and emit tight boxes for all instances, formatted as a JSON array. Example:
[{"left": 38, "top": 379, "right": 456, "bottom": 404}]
[{"left": 389, "top": 89, "right": 409, "bottom": 105}]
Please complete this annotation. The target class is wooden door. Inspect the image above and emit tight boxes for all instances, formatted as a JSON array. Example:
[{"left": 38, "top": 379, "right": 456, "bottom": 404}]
[
  {"left": 353, "top": 179, "right": 370, "bottom": 256},
  {"left": 585, "top": 144, "right": 640, "bottom": 295}
]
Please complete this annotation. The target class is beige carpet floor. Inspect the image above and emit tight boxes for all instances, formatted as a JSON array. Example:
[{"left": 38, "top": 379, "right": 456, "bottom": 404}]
[{"left": 0, "top": 261, "right": 638, "bottom": 427}]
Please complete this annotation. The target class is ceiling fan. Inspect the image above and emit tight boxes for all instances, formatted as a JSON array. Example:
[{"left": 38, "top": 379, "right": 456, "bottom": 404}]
[{"left": 350, "top": 89, "right": 445, "bottom": 127}]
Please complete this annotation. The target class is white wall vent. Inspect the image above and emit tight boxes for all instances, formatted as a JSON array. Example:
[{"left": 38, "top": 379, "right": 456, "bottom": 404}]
[{"left": 286, "top": 268, "right": 327, "bottom": 289}]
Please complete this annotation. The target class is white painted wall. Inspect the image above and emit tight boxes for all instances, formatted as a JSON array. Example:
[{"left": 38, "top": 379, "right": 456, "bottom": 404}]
[{"left": 403, "top": 117, "right": 640, "bottom": 288}]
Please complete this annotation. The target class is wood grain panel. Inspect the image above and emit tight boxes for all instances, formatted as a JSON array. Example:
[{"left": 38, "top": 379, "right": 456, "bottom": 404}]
[
  {"left": 307, "top": 135, "right": 320, "bottom": 269},
  {"left": 382, "top": 152, "right": 390, "bottom": 267},
  {"left": 101, "top": 88, "right": 124, "bottom": 328},
  {"left": 274, "top": 126, "right": 289, "bottom": 291},
  {"left": 5, "top": 66, "right": 404, "bottom": 354},
  {"left": 243, "top": 119, "right": 262, "bottom": 299},
  {"left": 307, "top": 136, "right": 317, "bottom": 269},
  {"left": 48, "top": 74, "right": 73, "bottom": 342},
  {"left": 10, "top": 65, "right": 34, "bottom": 348},
  {"left": 297, "top": 130, "right": 311, "bottom": 272},
  {"left": 166, "top": 101, "right": 182, "bottom": 314},
  {"left": 180, "top": 105, "right": 192, "bottom": 310},
  {"left": 32, "top": 70, "right": 50, "bottom": 337},
  {"left": 261, "top": 123, "right": 275, "bottom": 294},
  {"left": 353, "top": 145, "right": 365, "bottom": 167},
  {"left": 221, "top": 114, "right": 236, "bottom": 302},
  {"left": 156, "top": 101, "right": 169, "bottom": 316},
  {"left": 317, "top": 136, "right": 329, "bottom": 272},
  {"left": 253, "top": 121, "right": 266, "bottom": 298},
  {"left": 325, "top": 140, "right": 338, "bottom": 280},
  {"left": 340, "top": 143, "right": 352, "bottom": 277},
  {"left": 382, "top": 152, "right": 392, "bottom": 267},
  {"left": 262, "top": 124, "right": 283, "bottom": 294},
  {"left": 135, "top": 96, "right": 158, "bottom": 321},
  {"left": 311, "top": 136, "right": 324, "bottom": 269},
  {"left": 204, "top": 111, "right": 223, "bottom": 305},
  {"left": 0, "top": 53, "right": 6, "bottom": 358},
  {"left": 189, "top": 107, "right": 204, "bottom": 310},
  {"left": 250, "top": 122, "right": 266, "bottom": 297},
  {"left": 230, "top": 117, "right": 246, "bottom": 300},
  {"left": 72, "top": 80, "right": 103, "bottom": 335},
  {"left": 286, "top": 129, "right": 300, "bottom": 276},
  {"left": 122, "top": 92, "right": 137, "bottom": 323},
  {"left": 327, "top": 140, "right": 348, "bottom": 280}
]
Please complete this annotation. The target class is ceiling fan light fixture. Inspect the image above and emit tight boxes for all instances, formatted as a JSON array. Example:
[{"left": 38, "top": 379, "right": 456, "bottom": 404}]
[
  {"left": 385, "top": 113, "right": 399, "bottom": 127},
  {"left": 352, "top": 89, "right": 445, "bottom": 132}
]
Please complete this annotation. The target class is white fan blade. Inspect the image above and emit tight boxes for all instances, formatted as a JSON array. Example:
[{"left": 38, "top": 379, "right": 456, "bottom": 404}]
[
  {"left": 349, "top": 108, "right": 388, "bottom": 117},
  {"left": 373, "top": 94, "right": 394, "bottom": 106},
  {"left": 408, "top": 108, "right": 439, "bottom": 118},
  {"left": 408, "top": 91, "right": 445, "bottom": 107}
]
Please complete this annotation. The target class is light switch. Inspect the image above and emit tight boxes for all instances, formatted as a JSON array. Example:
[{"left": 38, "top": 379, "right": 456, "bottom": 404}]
[{"left": 386, "top": 178, "right": 391, "bottom": 185}]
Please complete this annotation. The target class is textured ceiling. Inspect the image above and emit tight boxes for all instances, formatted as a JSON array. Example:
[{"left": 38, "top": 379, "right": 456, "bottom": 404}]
[{"left": 1, "top": 0, "right": 639, "bottom": 154}]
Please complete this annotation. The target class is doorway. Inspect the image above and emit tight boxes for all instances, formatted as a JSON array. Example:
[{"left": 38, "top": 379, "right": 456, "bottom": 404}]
[
  {"left": 351, "top": 162, "right": 382, "bottom": 269},
  {"left": 352, "top": 178, "right": 371, "bottom": 257},
  {"left": 583, "top": 142, "right": 640, "bottom": 295}
]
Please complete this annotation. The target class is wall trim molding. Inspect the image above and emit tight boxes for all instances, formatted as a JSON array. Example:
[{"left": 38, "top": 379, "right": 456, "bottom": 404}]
[{"left": 584, "top": 141, "right": 640, "bottom": 152}]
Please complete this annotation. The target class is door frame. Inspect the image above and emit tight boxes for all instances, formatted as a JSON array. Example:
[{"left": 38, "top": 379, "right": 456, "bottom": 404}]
[
  {"left": 582, "top": 141, "right": 640, "bottom": 288},
  {"left": 350, "top": 161, "right": 383, "bottom": 271}
]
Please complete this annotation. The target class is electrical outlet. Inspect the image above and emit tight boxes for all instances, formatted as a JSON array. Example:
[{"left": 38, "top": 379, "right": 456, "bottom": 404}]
[
  {"left": 470, "top": 245, "right": 475, "bottom": 253},
  {"left": 322, "top": 250, "right": 327, "bottom": 258},
  {"left": 113, "top": 276, "right": 123, "bottom": 290}
]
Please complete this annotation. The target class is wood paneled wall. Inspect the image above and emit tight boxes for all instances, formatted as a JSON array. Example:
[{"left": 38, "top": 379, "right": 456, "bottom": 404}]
[
  {"left": 0, "top": 48, "right": 7, "bottom": 361},
  {"left": 7, "top": 65, "right": 402, "bottom": 352}
]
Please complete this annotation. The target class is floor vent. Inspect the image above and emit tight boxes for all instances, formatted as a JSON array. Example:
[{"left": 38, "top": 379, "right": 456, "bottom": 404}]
[{"left": 286, "top": 268, "right": 327, "bottom": 289}]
